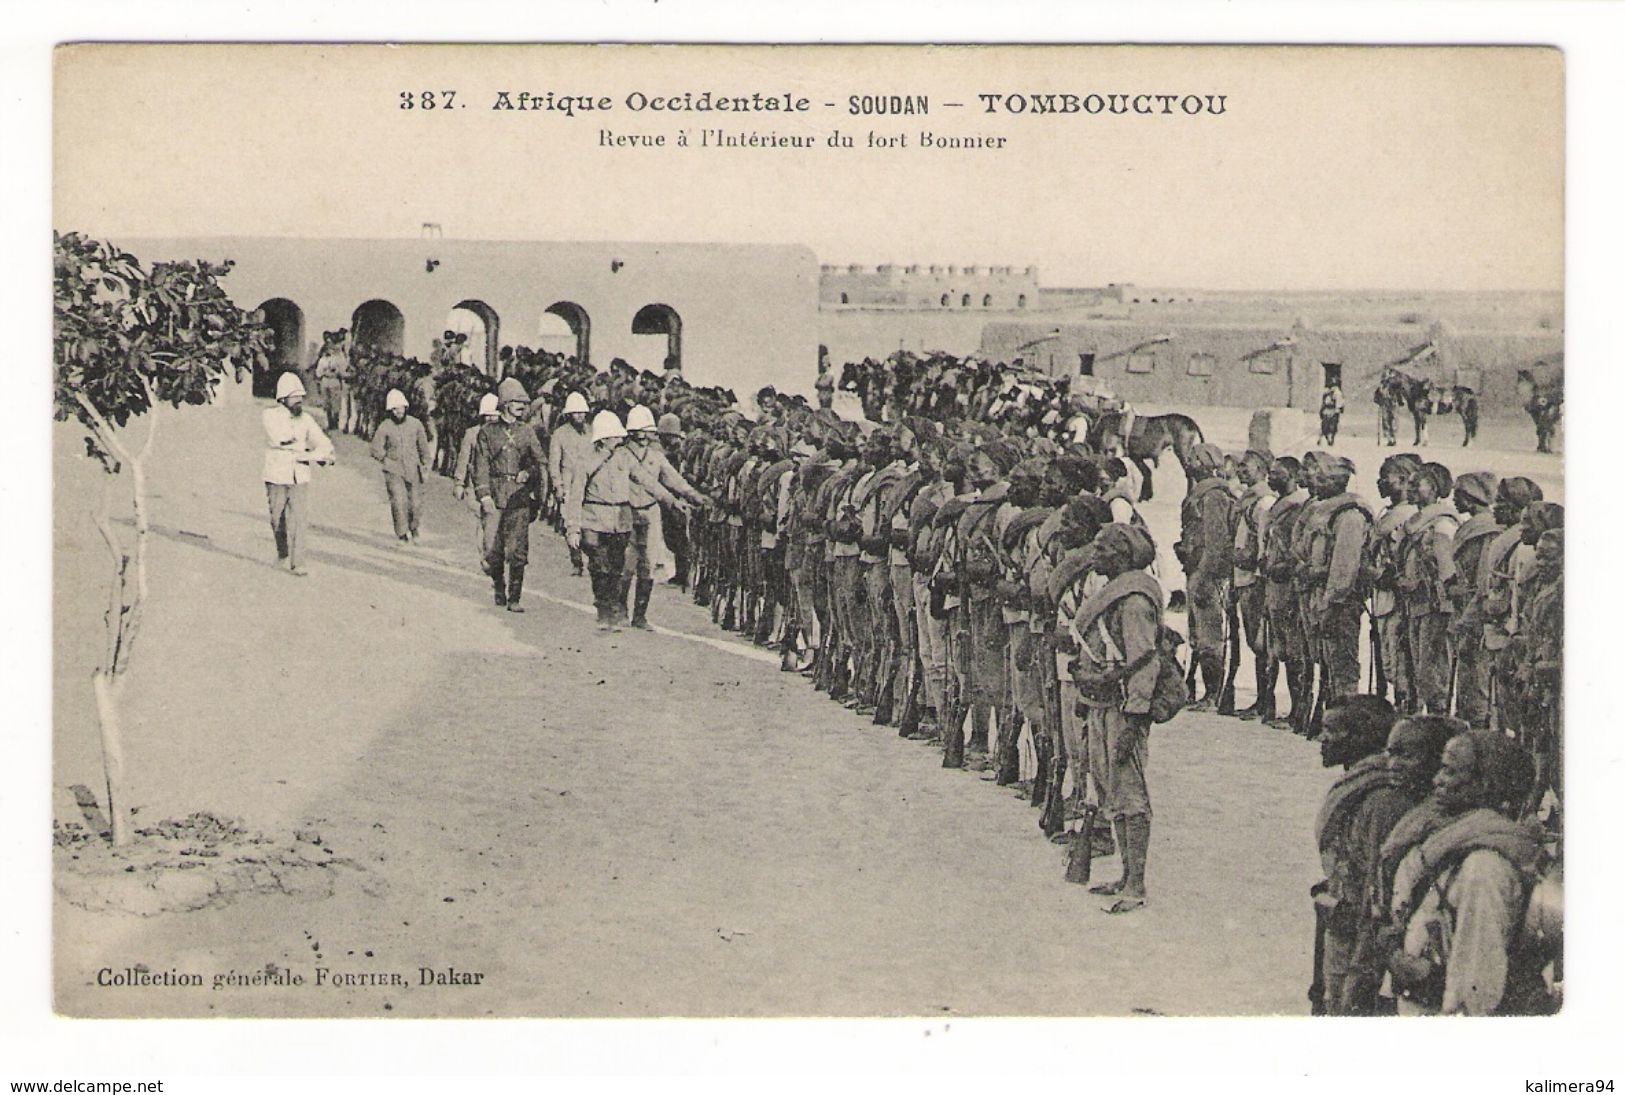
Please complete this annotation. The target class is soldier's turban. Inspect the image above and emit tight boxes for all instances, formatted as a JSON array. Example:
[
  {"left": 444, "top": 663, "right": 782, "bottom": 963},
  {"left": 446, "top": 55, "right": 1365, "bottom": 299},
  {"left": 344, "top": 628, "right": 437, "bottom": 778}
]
[
  {"left": 1187, "top": 443, "right": 1225, "bottom": 476},
  {"left": 1454, "top": 471, "right": 1498, "bottom": 507},
  {"left": 1496, "top": 476, "right": 1543, "bottom": 509},
  {"left": 1094, "top": 522, "right": 1157, "bottom": 571}
]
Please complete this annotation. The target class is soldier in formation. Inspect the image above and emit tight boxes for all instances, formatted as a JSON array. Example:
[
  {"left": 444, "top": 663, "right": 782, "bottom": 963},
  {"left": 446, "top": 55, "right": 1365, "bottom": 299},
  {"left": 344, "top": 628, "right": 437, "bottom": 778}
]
[{"left": 300, "top": 340, "right": 1563, "bottom": 977}]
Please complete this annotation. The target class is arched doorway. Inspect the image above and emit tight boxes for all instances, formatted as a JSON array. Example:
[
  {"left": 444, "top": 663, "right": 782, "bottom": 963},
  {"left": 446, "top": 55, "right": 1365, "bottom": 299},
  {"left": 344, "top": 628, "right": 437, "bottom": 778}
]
[
  {"left": 540, "top": 301, "right": 591, "bottom": 364},
  {"left": 352, "top": 299, "right": 405, "bottom": 357},
  {"left": 631, "top": 303, "right": 682, "bottom": 373},
  {"left": 447, "top": 299, "right": 501, "bottom": 374},
  {"left": 254, "top": 298, "right": 306, "bottom": 397}
]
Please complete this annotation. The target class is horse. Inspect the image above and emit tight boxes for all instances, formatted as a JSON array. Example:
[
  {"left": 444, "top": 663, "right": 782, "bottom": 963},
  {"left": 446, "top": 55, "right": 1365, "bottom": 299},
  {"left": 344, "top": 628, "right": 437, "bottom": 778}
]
[
  {"left": 1377, "top": 371, "right": 1434, "bottom": 446},
  {"left": 1517, "top": 366, "right": 1564, "bottom": 453},
  {"left": 1086, "top": 410, "right": 1205, "bottom": 501}
]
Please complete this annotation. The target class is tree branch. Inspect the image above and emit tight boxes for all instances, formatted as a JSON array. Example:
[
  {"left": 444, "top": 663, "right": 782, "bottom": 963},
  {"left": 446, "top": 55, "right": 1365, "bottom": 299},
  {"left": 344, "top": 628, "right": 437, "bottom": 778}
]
[
  {"left": 72, "top": 391, "right": 135, "bottom": 470},
  {"left": 137, "top": 373, "right": 160, "bottom": 463}
]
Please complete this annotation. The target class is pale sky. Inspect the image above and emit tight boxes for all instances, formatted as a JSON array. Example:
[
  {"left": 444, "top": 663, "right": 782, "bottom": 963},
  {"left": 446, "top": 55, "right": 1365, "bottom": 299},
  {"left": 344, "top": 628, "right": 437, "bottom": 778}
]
[{"left": 54, "top": 44, "right": 1563, "bottom": 292}]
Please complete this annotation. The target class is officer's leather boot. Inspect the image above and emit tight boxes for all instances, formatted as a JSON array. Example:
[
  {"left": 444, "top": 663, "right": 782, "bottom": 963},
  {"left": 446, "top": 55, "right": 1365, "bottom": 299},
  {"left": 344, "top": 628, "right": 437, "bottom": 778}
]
[
  {"left": 506, "top": 565, "right": 526, "bottom": 613},
  {"left": 631, "top": 578, "right": 654, "bottom": 630},
  {"left": 591, "top": 573, "right": 614, "bottom": 630},
  {"left": 492, "top": 568, "right": 507, "bottom": 607}
]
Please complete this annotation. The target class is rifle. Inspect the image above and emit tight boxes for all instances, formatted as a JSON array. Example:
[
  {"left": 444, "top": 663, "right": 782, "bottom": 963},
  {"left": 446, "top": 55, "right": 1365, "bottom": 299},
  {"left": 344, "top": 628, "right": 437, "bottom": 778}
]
[
  {"left": 940, "top": 625, "right": 965, "bottom": 767},
  {"left": 871, "top": 597, "right": 898, "bottom": 722},
  {"left": 996, "top": 652, "right": 1023, "bottom": 785},
  {"left": 1400, "top": 613, "right": 1419, "bottom": 715},
  {"left": 1218, "top": 584, "right": 1241, "bottom": 715},
  {"left": 1369, "top": 601, "right": 1387, "bottom": 699},
  {"left": 1184, "top": 602, "right": 1201, "bottom": 699},
  {"left": 1445, "top": 643, "right": 1460, "bottom": 720},
  {"left": 1308, "top": 646, "right": 1329, "bottom": 737},
  {"left": 1309, "top": 884, "right": 1330, "bottom": 1016},
  {"left": 1039, "top": 670, "right": 1067, "bottom": 837},
  {"left": 897, "top": 647, "right": 923, "bottom": 737}
]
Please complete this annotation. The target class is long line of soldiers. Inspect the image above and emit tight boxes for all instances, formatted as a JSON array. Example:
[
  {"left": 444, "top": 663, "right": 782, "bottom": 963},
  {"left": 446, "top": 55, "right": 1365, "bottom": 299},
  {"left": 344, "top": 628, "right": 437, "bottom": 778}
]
[
  {"left": 283, "top": 334, "right": 1564, "bottom": 1006},
  {"left": 1171, "top": 445, "right": 1564, "bottom": 820}
]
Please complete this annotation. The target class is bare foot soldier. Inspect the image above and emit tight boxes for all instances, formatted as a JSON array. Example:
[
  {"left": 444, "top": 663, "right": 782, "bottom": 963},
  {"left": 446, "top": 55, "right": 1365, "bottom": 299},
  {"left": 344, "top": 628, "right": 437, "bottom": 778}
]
[
  {"left": 1231, "top": 448, "right": 1276, "bottom": 720},
  {"left": 1067, "top": 524, "right": 1163, "bottom": 914},
  {"left": 1368, "top": 454, "right": 1421, "bottom": 709},
  {"left": 1398, "top": 462, "right": 1458, "bottom": 715},
  {"left": 1302, "top": 453, "right": 1373, "bottom": 721},
  {"left": 1447, "top": 472, "right": 1501, "bottom": 727},
  {"left": 1175, "top": 443, "right": 1234, "bottom": 711},
  {"left": 1260, "top": 456, "right": 1310, "bottom": 729}
]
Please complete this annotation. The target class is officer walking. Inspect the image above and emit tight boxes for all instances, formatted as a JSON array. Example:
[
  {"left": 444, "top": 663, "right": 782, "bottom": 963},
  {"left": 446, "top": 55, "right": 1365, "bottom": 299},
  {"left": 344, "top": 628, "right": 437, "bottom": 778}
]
[
  {"left": 472, "top": 377, "right": 548, "bottom": 612},
  {"left": 261, "top": 372, "right": 335, "bottom": 577},
  {"left": 370, "top": 388, "right": 432, "bottom": 544},
  {"left": 624, "top": 404, "right": 708, "bottom": 629},
  {"left": 550, "top": 391, "right": 593, "bottom": 577},
  {"left": 562, "top": 410, "right": 689, "bottom": 631},
  {"left": 453, "top": 392, "right": 502, "bottom": 570}
]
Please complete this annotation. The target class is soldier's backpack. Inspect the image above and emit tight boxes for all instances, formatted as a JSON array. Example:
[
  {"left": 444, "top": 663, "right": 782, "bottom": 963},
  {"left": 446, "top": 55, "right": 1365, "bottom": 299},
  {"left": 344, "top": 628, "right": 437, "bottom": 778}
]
[
  {"left": 957, "top": 492, "right": 1008, "bottom": 587},
  {"left": 754, "top": 458, "right": 796, "bottom": 530},
  {"left": 1066, "top": 573, "right": 1189, "bottom": 724}
]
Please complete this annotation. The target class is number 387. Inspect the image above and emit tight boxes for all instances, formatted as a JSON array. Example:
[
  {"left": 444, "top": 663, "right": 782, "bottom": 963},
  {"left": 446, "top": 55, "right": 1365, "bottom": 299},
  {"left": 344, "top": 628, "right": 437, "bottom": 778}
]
[{"left": 400, "top": 91, "right": 458, "bottom": 110}]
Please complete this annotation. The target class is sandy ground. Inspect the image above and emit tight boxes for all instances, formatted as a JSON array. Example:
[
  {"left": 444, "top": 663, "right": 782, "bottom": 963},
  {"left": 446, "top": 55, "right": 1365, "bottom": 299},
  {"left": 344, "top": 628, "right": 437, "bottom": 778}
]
[{"left": 51, "top": 388, "right": 1562, "bottom": 1017}]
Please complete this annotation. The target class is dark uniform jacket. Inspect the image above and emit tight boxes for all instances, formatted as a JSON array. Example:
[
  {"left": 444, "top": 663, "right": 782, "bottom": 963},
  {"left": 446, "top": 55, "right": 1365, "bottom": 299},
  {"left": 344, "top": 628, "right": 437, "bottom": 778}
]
[{"left": 472, "top": 419, "right": 547, "bottom": 510}]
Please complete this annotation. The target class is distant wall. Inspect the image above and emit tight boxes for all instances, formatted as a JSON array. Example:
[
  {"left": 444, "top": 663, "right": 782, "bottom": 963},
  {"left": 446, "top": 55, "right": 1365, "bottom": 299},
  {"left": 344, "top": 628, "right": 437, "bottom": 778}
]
[
  {"left": 978, "top": 319, "right": 1561, "bottom": 415},
  {"left": 119, "top": 237, "right": 820, "bottom": 399}
]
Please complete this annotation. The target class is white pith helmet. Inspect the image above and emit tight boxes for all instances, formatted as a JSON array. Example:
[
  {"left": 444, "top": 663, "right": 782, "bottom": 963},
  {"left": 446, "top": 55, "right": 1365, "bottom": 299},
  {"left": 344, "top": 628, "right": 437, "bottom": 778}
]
[
  {"left": 626, "top": 404, "right": 657, "bottom": 432},
  {"left": 591, "top": 410, "right": 627, "bottom": 444},
  {"left": 275, "top": 372, "right": 306, "bottom": 401}
]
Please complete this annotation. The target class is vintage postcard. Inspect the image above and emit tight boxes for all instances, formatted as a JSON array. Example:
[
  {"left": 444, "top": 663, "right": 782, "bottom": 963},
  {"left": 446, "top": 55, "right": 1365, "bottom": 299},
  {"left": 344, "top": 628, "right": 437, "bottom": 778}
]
[{"left": 51, "top": 43, "right": 1565, "bottom": 1021}]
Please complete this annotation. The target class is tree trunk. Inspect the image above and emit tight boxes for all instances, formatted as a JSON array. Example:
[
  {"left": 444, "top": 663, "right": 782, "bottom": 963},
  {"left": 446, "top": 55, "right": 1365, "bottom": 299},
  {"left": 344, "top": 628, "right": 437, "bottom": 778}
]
[
  {"left": 92, "top": 668, "right": 132, "bottom": 846},
  {"left": 78, "top": 395, "right": 158, "bottom": 848}
]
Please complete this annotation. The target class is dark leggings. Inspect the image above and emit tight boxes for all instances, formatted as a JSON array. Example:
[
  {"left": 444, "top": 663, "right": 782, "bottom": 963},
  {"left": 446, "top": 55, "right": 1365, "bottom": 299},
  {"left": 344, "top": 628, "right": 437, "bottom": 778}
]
[{"left": 583, "top": 530, "right": 630, "bottom": 609}]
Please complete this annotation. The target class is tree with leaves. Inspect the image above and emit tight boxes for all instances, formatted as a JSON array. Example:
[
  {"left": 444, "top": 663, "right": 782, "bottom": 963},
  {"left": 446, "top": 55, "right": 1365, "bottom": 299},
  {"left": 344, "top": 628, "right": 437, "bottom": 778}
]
[{"left": 53, "top": 231, "right": 271, "bottom": 845}]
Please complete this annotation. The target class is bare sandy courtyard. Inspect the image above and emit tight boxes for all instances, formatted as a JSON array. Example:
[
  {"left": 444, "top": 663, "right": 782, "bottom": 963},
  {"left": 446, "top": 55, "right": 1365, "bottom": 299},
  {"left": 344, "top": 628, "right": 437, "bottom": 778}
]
[{"left": 51, "top": 385, "right": 1562, "bottom": 1018}]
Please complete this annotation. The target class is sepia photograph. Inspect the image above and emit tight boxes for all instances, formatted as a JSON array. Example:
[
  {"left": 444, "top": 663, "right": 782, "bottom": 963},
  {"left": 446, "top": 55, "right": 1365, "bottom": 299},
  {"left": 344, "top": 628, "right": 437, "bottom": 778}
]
[
  {"left": 44, "top": 42, "right": 1574, "bottom": 1026},
  {"left": 15, "top": 4, "right": 1625, "bottom": 1080}
]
